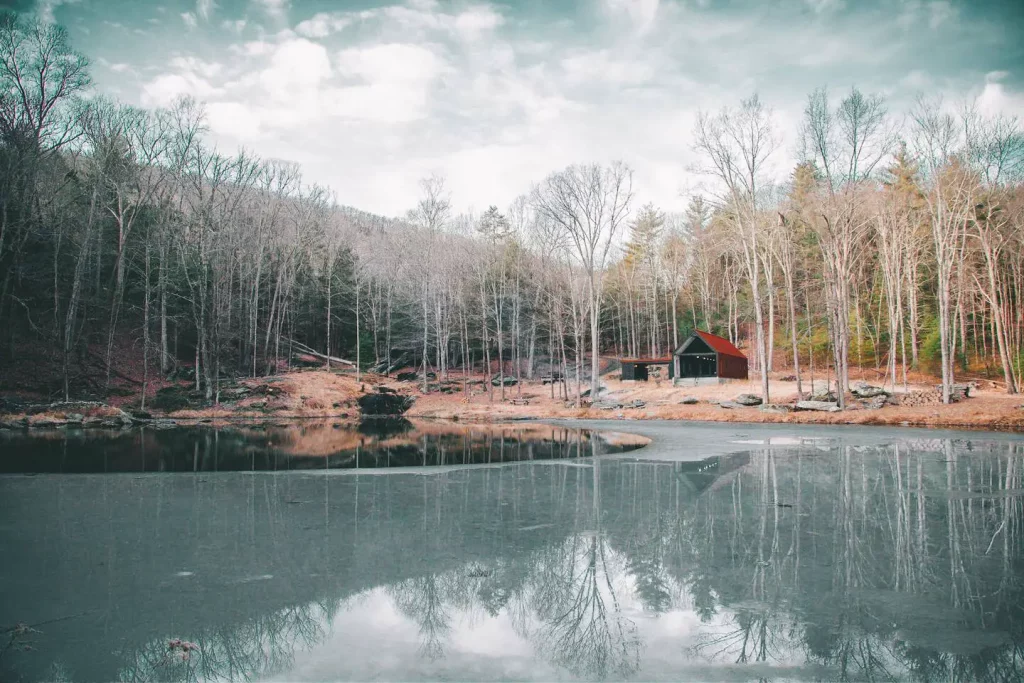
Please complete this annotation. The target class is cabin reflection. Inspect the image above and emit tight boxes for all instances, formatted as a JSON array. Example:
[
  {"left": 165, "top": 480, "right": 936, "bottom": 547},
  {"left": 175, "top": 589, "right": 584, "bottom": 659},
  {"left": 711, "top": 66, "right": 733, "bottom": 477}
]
[{"left": 2, "top": 437, "right": 1023, "bottom": 682}]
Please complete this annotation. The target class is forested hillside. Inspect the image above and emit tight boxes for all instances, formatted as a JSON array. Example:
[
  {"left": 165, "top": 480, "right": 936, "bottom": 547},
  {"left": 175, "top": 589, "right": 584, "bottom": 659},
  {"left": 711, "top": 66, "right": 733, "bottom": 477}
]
[{"left": 1, "top": 14, "right": 1021, "bottom": 408}]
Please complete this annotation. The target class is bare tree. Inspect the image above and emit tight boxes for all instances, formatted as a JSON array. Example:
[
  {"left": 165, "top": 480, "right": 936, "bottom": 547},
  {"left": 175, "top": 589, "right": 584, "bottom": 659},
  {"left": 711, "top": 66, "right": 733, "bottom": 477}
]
[
  {"left": 533, "top": 162, "right": 633, "bottom": 398},
  {"left": 692, "top": 95, "right": 778, "bottom": 403}
]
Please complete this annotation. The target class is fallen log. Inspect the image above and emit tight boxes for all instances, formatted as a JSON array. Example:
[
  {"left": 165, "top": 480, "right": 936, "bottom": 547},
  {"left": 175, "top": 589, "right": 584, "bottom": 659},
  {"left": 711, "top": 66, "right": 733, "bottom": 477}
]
[{"left": 283, "top": 338, "right": 355, "bottom": 366}]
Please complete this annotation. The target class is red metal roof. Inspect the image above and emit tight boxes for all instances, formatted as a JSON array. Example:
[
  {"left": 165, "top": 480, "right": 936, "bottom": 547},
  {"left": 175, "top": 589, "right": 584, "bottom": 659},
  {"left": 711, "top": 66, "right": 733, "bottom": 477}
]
[
  {"left": 619, "top": 357, "right": 673, "bottom": 364},
  {"left": 695, "top": 330, "right": 747, "bottom": 359}
]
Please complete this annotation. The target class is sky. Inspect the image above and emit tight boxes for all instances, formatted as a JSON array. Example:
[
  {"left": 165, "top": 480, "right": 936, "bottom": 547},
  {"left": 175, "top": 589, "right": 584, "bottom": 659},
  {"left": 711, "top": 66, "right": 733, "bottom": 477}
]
[{"left": 19, "top": 0, "right": 1024, "bottom": 217}]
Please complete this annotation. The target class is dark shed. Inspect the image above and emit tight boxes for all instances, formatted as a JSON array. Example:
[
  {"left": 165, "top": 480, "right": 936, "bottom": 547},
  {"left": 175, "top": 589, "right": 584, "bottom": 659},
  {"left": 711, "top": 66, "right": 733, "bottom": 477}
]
[
  {"left": 672, "top": 330, "right": 748, "bottom": 380},
  {"left": 619, "top": 357, "right": 674, "bottom": 381}
]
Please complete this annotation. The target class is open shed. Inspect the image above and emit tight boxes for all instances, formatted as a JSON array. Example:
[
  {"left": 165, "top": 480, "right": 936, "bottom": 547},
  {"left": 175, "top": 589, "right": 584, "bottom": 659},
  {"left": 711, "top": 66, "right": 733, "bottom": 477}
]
[
  {"left": 619, "top": 357, "right": 674, "bottom": 381},
  {"left": 672, "top": 330, "right": 748, "bottom": 381}
]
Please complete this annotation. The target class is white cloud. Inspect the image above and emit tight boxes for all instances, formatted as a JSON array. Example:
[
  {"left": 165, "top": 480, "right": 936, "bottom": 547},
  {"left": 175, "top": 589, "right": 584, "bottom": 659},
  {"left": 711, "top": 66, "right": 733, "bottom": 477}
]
[
  {"left": 295, "top": 12, "right": 351, "bottom": 38},
  {"left": 260, "top": 39, "right": 333, "bottom": 103},
  {"left": 222, "top": 19, "right": 246, "bottom": 34},
  {"left": 253, "top": 0, "right": 289, "bottom": 19},
  {"left": 206, "top": 101, "right": 262, "bottom": 138},
  {"left": 323, "top": 84, "right": 434, "bottom": 123},
  {"left": 36, "top": 0, "right": 81, "bottom": 24},
  {"left": 337, "top": 43, "right": 446, "bottom": 85},
  {"left": 975, "top": 81, "right": 1024, "bottom": 119},
  {"left": 196, "top": 0, "right": 214, "bottom": 21},
  {"left": 181, "top": 12, "right": 197, "bottom": 29},
  {"left": 141, "top": 72, "right": 220, "bottom": 107},
  {"left": 453, "top": 6, "right": 504, "bottom": 41},
  {"left": 561, "top": 49, "right": 655, "bottom": 87},
  {"left": 805, "top": 0, "right": 844, "bottom": 13},
  {"left": 604, "top": 0, "right": 659, "bottom": 35},
  {"left": 118, "top": 0, "right": 1023, "bottom": 217}
]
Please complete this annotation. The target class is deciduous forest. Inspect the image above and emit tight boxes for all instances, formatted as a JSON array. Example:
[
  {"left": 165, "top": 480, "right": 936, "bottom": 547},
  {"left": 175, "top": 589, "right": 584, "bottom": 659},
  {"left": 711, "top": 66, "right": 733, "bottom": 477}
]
[{"left": 2, "top": 14, "right": 1022, "bottom": 408}]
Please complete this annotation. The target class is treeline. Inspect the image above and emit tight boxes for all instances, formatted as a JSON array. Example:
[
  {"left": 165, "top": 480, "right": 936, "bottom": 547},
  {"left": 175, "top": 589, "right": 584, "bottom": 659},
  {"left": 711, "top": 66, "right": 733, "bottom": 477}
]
[{"left": 1, "top": 14, "right": 1022, "bottom": 407}]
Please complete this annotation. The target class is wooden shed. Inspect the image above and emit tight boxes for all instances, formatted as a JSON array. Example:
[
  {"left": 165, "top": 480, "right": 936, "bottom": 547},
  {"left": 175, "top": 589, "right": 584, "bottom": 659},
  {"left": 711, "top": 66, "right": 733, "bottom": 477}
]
[
  {"left": 619, "top": 357, "right": 674, "bottom": 381},
  {"left": 672, "top": 330, "right": 748, "bottom": 380}
]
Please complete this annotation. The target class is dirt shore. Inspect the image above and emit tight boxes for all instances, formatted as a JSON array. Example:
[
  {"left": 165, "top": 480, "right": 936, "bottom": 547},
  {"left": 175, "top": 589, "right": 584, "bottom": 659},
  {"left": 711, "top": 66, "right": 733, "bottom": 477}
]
[
  {"left": 405, "top": 373, "right": 1024, "bottom": 431},
  {"left": 3, "top": 369, "right": 1022, "bottom": 432}
]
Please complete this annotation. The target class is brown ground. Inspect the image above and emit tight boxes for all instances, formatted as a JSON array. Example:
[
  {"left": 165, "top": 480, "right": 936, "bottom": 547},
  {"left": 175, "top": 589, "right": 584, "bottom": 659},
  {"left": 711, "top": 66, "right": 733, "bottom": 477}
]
[
  {"left": 4, "top": 366, "right": 1022, "bottom": 432},
  {"left": 404, "top": 372, "right": 1024, "bottom": 431}
]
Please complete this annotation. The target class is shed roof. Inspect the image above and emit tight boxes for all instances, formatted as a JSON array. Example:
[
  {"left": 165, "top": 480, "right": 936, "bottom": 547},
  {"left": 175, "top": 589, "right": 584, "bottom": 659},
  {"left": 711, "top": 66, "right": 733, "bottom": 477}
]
[
  {"left": 695, "top": 330, "right": 746, "bottom": 359},
  {"left": 619, "top": 357, "right": 673, "bottom": 364},
  {"left": 674, "top": 330, "right": 747, "bottom": 359}
]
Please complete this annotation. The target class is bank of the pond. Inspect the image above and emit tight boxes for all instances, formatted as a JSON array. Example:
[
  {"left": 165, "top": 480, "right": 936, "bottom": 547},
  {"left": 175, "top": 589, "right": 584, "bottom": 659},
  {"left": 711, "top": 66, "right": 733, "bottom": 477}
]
[{"left": 3, "top": 369, "right": 1023, "bottom": 432}]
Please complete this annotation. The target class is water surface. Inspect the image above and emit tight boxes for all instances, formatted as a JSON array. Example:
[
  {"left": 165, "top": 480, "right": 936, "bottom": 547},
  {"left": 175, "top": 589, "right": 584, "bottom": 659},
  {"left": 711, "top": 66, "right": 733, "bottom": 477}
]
[{"left": 1, "top": 422, "right": 1023, "bottom": 682}]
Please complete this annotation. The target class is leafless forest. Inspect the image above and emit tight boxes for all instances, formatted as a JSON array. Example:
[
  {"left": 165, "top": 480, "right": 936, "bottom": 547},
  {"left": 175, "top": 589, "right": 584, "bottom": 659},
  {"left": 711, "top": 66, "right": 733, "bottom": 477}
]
[{"left": 2, "top": 15, "right": 1022, "bottom": 406}]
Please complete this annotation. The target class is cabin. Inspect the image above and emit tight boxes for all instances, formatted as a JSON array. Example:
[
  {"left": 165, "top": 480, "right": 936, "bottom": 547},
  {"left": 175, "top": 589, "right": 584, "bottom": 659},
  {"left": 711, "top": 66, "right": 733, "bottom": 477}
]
[
  {"left": 619, "top": 357, "right": 674, "bottom": 382},
  {"left": 672, "top": 330, "right": 748, "bottom": 384}
]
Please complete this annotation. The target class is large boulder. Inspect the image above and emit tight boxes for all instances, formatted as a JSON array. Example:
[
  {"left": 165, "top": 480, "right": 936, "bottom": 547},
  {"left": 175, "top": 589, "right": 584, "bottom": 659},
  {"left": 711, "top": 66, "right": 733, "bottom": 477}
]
[
  {"left": 719, "top": 401, "right": 744, "bottom": 409},
  {"left": 679, "top": 396, "right": 699, "bottom": 405},
  {"left": 851, "top": 382, "right": 888, "bottom": 399},
  {"left": 358, "top": 390, "right": 414, "bottom": 416},
  {"left": 733, "top": 394, "right": 763, "bottom": 406},
  {"left": 795, "top": 400, "right": 841, "bottom": 412}
]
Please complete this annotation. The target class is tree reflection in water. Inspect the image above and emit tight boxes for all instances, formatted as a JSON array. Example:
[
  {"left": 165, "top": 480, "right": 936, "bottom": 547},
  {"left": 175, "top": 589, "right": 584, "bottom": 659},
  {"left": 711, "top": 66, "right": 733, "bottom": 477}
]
[{"left": 2, "top": 433, "right": 1024, "bottom": 681}]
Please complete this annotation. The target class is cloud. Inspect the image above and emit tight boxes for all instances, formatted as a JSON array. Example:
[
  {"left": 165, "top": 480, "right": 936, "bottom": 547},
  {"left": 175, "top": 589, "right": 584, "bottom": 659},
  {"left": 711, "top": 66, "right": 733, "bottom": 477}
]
[
  {"left": 206, "top": 101, "right": 261, "bottom": 137},
  {"left": 295, "top": 13, "right": 352, "bottom": 39},
  {"left": 603, "top": 0, "right": 659, "bottom": 35},
  {"left": 141, "top": 72, "right": 220, "bottom": 107},
  {"left": 975, "top": 81, "right": 1024, "bottom": 119},
  {"left": 120, "top": 0, "right": 1024, "bottom": 217},
  {"left": 453, "top": 6, "right": 504, "bottom": 40},
  {"left": 196, "top": 0, "right": 214, "bottom": 21},
  {"left": 805, "top": 0, "right": 844, "bottom": 13},
  {"left": 259, "top": 39, "right": 332, "bottom": 103},
  {"left": 561, "top": 49, "right": 655, "bottom": 87},
  {"left": 181, "top": 12, "right": 197, "bottom": 29},
  {"left": 35, "top": 0, "right": 81, "bottom": 23},
  {"left": 337, "top": 43, "right": 445, "bottom": 84},
  {"left": 253, "top": 0, "right": 289, "bottom": 19}
]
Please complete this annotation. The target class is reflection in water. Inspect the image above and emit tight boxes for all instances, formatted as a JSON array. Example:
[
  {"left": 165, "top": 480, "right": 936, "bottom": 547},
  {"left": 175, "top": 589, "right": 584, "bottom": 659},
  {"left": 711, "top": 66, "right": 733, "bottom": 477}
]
[
  {"left": 0, "top": 421, "right": 647, "bottom": 472},
  {"left": 1, "top": 432, "right": 1023, "bottom": 681}
]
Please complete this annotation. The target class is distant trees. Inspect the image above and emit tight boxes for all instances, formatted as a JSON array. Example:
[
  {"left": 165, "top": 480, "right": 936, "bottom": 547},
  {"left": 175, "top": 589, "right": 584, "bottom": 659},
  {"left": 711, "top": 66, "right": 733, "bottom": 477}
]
[
  {"left": 533, "top": 163, "right": 633, "bottom": 398},
  {"left": 692, "top": 95, "right": 777, "bottom": 403},
  {"left": 2, "top": 12, "right": 1024, "bottom": 406}
]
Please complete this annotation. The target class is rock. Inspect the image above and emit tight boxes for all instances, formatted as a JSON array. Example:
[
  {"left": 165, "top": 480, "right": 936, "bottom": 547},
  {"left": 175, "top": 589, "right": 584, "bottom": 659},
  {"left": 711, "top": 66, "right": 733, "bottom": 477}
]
[
  {"left": 679, "top": 396, "right": 699, "bottom": 405},
  {"left": 491, "top": 375, "right": 518, "bottom": 387},
  {"left": 29, "top": 416, "right": 61, "bottom": 428},
  {"left": 733, "top": 394, "right": 763, "bottom": 406},
  {"left": 593, "top": 401, "right": 621, "bottom": 410},
  {"left": 851, "top": 382, "right": 888, "bottom": 399},
  {"left": 395, "top": 371, "right": 418, "bottom": 382},
  {"left": 627, "top": 399, "right": 646, "bottom": 409},
  {"left": 128, "top": 409, "right": 152, "bottom": 420},
  {"left": 66, "top": 413, "right": 84, "bottom": 423},
  {"left": 860, "top": 395, "right": 888, "bottom": 410},
  {"left": 795, "top": 400, "right": 841, "bottom": 412},
  {"left": 810, "top": 391, "right": 838, "bottom": 402},
  {"left": 779, "top": 375, "right": 797, "bottom": 382},
  {"left": 760, "top": 404, "right": 790, "bottom": 414},
  {"left": 100, "top": 419, "right": 121, "bottom": 428},
  {"left": 358, "top": 392, "right": 414, "bottom": 416},
  {"left": 719, "top": 401, "right": 744, "bottom": 409}
]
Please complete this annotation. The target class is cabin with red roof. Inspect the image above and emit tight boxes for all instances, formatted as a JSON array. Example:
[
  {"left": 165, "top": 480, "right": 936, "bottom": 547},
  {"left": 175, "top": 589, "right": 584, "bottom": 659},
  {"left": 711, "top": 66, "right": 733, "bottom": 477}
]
[{"left": 672, "top": 330, "right": 748, "bottom": 383}]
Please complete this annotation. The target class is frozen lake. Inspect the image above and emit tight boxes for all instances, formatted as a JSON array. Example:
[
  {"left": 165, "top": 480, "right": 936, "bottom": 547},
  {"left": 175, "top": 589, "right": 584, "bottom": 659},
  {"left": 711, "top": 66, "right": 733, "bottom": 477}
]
[{"left": 1, "top": 420, "right": 1022, "bottom": 681}]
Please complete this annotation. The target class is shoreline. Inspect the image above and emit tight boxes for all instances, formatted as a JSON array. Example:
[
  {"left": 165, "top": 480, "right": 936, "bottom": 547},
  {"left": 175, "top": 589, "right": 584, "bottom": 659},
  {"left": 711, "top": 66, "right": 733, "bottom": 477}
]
[{"left": 3, "top": 369, "right": 1022, "bottom": 433}]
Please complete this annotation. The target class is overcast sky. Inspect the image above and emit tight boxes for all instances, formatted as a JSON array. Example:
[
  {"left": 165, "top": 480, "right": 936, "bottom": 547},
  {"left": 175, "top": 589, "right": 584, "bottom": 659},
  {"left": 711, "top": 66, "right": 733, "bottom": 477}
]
[{"left": 27, "top": 0, "right": 1024, "bottom": 216}]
